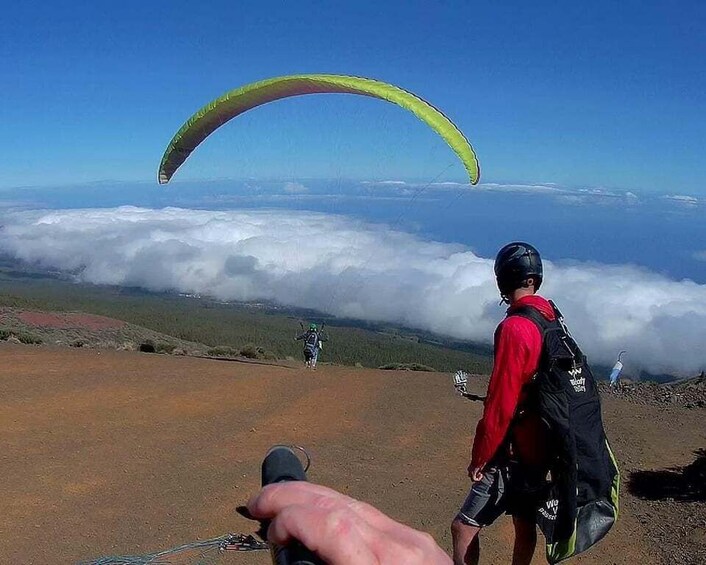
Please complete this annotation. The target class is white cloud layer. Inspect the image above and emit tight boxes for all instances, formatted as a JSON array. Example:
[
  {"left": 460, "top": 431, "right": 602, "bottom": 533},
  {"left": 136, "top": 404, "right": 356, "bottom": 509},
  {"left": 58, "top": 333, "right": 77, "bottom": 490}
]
[{"left": 2, "top": 206, "right": 705, "bottom": 375}]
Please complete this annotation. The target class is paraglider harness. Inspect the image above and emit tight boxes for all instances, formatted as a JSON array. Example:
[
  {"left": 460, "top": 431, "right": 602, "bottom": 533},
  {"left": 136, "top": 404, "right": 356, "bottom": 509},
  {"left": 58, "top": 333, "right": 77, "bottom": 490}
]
[{"left": 510, "top": 301, "right": 620, "bottom": 564}]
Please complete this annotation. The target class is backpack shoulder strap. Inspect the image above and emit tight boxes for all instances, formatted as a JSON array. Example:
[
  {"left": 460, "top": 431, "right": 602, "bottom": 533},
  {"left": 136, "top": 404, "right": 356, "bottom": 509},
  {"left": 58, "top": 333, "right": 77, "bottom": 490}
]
[
  {"left": 509, "top": 304, "right": 552, "bottom": 336},
  {"left": 501, "top": 305, "right": 550, "bottom": 434},
  {"left": 514, "top": 302, "right": 587, "bottom": 369},
  {"left": 509, "top": 304, "right": 580, "bottom": 368}
]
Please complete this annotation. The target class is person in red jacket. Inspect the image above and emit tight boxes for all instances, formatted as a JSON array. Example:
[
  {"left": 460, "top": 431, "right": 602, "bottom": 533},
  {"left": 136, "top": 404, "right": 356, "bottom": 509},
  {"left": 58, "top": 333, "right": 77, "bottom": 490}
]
[{"left": 451, "top": 242, "right": 552, "bottom": 565}]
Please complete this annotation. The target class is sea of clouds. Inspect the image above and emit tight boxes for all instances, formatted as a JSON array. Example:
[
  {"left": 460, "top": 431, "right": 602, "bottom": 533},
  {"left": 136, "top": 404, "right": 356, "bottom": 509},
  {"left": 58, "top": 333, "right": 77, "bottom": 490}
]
[{"left": 1, "top": 206, "right": 705, "bottom": 375}]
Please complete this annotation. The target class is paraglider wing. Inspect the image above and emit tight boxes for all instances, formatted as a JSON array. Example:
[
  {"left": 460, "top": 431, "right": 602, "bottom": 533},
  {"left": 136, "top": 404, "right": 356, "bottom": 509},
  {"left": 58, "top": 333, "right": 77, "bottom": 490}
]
[{"left": 158, "top": 74, "right": 480, "bottom": 185}]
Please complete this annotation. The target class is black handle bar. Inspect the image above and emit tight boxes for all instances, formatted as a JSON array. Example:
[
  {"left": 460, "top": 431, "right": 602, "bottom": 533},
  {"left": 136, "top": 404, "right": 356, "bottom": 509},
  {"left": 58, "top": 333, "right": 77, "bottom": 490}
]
[{"left": 261, "top": 446, "right": 325, "bottom": 565}]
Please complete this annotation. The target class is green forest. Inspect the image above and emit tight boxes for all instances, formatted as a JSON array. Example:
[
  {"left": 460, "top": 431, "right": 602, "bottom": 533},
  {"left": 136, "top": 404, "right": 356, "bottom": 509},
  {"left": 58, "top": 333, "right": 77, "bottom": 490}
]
[{"left": 0, "top": 267, "right": 492, "bottom": 373}]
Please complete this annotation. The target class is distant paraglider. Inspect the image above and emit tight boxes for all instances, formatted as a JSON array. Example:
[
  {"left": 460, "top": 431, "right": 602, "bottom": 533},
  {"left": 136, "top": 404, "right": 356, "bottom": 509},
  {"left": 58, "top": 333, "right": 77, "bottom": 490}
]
[
  {"left": 295, "top": 321, "right": 327, "bottom": 369},
  {"left": 609, "top": 350, "right": 627, "bottom": 389},
  {"left": 452, "top": 369, "right": 486, "bottom": 402},
  {"left": 158, "top": 74, "right": 480, "bottom": 185}
]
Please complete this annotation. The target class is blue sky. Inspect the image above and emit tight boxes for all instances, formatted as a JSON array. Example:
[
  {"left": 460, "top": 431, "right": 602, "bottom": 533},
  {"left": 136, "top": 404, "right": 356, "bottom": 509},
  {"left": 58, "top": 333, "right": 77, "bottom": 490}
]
[{"left": 2, "top": 1, "right": 705, "bottom": 193}]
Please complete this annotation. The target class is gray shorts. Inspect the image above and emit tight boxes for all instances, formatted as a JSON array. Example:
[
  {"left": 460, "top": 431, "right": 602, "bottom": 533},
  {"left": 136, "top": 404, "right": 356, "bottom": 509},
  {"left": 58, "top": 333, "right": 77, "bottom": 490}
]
[{"left": 456, "top": 464, "right": 544, "bottom": 527}]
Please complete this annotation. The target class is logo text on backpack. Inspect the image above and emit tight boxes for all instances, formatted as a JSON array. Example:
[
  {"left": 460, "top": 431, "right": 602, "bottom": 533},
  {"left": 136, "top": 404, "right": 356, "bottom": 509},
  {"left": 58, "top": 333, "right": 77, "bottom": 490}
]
[
  {"left": 568, "top": 367, "right": 586, "bottom": 393},
  {"left": 539, "top": 498, "right": 559, "bottom": 520}
]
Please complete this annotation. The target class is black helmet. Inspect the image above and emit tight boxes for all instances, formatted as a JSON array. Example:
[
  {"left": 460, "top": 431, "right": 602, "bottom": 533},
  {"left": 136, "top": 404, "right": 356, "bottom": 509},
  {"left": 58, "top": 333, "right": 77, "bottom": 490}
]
[{"left": 494, "top": 242, "right": 543, "bottom": 295}]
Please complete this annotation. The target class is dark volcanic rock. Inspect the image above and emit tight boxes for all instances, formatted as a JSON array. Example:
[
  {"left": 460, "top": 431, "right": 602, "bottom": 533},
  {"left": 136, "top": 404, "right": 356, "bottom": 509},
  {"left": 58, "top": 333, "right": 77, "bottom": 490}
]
[{"left": 599, "top": 375, "right": 706, "bottom": 410}]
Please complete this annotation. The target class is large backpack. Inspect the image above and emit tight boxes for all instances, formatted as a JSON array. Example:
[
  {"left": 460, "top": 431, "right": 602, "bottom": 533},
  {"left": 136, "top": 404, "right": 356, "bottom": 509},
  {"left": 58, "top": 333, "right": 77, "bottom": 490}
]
[
  {"left": 304, "top": 331, "right": 319, "bottom": 354},
  {"left": 512, "top": 301, "right": 620, "bottom": 564}
]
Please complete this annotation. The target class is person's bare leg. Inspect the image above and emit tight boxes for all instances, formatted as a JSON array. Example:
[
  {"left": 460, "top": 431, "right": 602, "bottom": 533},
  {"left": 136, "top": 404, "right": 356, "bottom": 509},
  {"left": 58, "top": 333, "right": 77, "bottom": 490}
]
[
  {"left": 451, "top": 519, "right": 481, "bottom": 565},
  {"left": 511, "top": 515, "right": 537, "bottom": 565}
]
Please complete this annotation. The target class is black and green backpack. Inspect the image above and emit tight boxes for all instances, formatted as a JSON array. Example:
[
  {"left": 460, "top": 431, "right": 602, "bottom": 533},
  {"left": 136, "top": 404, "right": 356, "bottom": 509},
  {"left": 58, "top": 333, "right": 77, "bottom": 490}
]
[{"left": 513, "top": 301, "right": 620, "bottom": 564}]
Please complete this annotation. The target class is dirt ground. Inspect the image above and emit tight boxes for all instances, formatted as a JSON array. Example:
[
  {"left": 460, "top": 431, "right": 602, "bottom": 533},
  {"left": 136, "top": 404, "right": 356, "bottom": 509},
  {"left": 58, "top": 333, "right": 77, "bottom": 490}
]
[{"left": 1, "top": 344, "right": 704, "bottom": 564}]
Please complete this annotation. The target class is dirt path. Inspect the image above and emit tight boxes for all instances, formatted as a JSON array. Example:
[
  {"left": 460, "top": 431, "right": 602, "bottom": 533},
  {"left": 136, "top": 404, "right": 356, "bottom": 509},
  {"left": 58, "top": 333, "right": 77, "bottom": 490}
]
[{"left": 1, "top": 344, "right": 704, "bottom": 564}]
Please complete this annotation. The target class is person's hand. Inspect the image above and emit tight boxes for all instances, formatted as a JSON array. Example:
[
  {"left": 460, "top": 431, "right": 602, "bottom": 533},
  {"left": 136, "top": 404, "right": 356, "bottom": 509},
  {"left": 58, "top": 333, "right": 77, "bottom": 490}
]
[
  {"left": 467, "top": 464, "right": 484, "bottom": 482},
  {"left": 247, "top": 481, "right": 451, "bottom": 564}
]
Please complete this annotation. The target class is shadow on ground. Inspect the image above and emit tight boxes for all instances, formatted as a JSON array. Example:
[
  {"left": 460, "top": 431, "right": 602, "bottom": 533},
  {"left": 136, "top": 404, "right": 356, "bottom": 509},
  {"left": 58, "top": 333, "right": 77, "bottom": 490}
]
[{"left": 628, "top": 449, "right": 706, "bottom": 502}]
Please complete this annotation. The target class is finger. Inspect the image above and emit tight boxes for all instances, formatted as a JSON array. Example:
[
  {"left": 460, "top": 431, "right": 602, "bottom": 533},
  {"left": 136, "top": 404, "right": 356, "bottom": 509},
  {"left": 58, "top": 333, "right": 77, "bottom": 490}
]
[
  {"left": 248, "top": 482, "right": 350, "bottom": 519},
  {"left": 267, "top": 503, "right": 378, "bottom": 564},
  {"left": 344, "top": 498, "right": 425, "bottom": 542},
  {"left": 249, "top": 483, "right": 448, "bottom": 563},
  {"left": 249, "top": 482, "right": 399, "bottom": 531},
  {"left": 275, "top": 506, "right": 449, "bottom": 565}
]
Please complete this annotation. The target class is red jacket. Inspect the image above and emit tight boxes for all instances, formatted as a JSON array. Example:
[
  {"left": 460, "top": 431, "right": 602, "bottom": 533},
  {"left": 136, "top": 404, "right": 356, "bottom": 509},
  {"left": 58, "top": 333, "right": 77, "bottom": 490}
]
[{"left": 470, "top": 294, "right": 555, "bottom": 470}]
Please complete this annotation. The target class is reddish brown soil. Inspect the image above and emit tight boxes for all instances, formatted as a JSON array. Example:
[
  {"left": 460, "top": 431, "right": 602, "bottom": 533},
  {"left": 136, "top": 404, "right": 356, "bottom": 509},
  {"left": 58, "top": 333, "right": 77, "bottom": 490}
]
[
  {"left": 0, "top": 344, "right": 704, "bottom": 564},
  {"left": 15, "top": 311, "right": 127, "bottom": 331}
]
